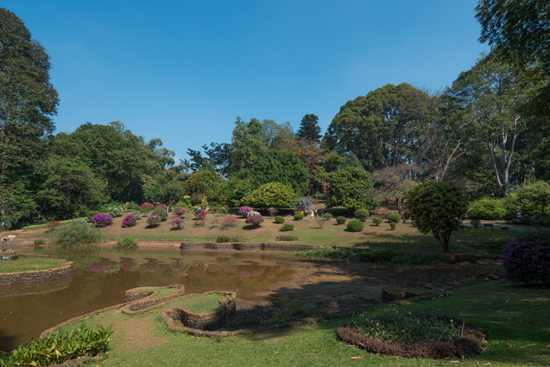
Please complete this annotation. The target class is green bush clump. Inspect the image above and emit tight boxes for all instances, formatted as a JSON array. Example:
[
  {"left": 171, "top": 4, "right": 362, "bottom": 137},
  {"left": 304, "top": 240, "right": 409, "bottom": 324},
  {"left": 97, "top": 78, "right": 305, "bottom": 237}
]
[
  {"left": 470, "top": 219, "right": 481, "bottom": 228},
  {"left": 274, "top": 216, "right": 285, "bottom": 223},
  {"left": 294, "top": 213, "right": 304, "bottom": 221},
  {"left": 354, "top": 209, "right": 369, "bottom": 222},
  {"left": 336, "top": 216, "right": 346, "bottom": 225},
  {"left": 468, "top": 198, "right": 507, "bottom": 220},
  {"left": 55, "top": 223, "right": 101, "bottom": 249},
  {"left": 216, "top": 235, "right": 231, "bottom": 243},
  {"left": 131, "top": 211, "right": 142, "bottom": 220},
  {"left": 71, "top": 218, "right": 87, "bottom": 226},
  {"left": 279, "top": 223, "right": 295, "bottom": 232},
  {"left": 106, "top": 205, "right": 124, "bottom": 218},
  {"left": 113, "top": 237, "right": 138, "bottom": 250},
  {"left": 346, "top": 219, "right": 364, "bottom": 232},
  {"left": 276, "top": 235, "right": 299, "bottom": 241},
  {"left": 152, "top": 208, "right": 168, "bottom": 221},
  {"left": 0, "top": 323, "right": 112, "bottom": 367},
  {"left": 323, "top": 212, "right": 333, "bottom": 220},
  {"left": 296, "top": 247, "right": 359, "bottom": 260},
  {"left": 387, "top": 213, "right": 402, "bottom": 223},
  {"left": 372, "top": 217, "right": 383, "bottom": 226},
  {"left": 359, "top": 249, "right": 395, "bottom": 263},
  {"left": 389, "top": 254, "right": 440, "bottom": 266},
  {"left": 389, "top": 221, "right": 396, "bottom": 230}
]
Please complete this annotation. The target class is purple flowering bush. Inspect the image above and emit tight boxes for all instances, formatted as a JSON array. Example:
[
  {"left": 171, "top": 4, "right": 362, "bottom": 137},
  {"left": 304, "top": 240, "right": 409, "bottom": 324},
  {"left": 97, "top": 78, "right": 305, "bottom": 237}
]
[
  {"left": 238, "top": 206, "right": 253, "bottom": 218},
  {"left": 171, "top": 216, "right": 184, "bottom": 229},
  {"left": 502, "top": 231, "right": 550, "bottom": 283},
  {"left": 90, "top": 213, "right": 113, "bottom": 228},
  {"left": 294, "top": 197, "right": 314, "bottom": 212},
  {"left": 121, "top": 214, "right": 137, "bottom": 228},
  {"left": 245, "top": 214, "right": 264, "bottom": 228},
  {"left": 147, "top": 214, "right": 162, "bottom": 227}
]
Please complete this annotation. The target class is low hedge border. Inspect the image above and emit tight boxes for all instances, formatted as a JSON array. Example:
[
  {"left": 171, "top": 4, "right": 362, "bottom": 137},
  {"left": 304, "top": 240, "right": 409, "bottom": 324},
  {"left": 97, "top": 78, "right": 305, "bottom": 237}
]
[
  {"left": 337, "top": 315, "right": 486, "bottom": 359},
  {"left": 0, "top": 260, "right": 73, "bottom": 286}
]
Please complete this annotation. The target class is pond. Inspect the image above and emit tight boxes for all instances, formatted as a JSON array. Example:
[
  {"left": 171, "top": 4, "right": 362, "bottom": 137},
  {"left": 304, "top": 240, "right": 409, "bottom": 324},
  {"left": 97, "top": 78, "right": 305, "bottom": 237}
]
[{"left": 0, "top": 249, "right": 293, "bottom": 351}]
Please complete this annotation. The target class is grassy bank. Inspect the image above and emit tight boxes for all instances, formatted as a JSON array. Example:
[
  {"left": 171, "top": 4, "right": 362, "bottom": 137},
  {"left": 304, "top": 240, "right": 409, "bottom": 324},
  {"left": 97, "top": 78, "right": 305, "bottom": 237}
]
[
  {"left": 0, "top": 256, "right": 66, "bottom": 273},
  {"left": 57, "top": 281, "right": 549, "bottom": 366}
]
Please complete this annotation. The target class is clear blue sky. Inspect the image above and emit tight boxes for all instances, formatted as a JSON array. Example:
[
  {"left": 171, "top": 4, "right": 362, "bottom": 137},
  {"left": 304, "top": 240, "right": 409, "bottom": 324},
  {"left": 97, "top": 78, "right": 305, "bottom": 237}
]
[{"left": 4, "top": 1, "right": 487, "bottom": 162}]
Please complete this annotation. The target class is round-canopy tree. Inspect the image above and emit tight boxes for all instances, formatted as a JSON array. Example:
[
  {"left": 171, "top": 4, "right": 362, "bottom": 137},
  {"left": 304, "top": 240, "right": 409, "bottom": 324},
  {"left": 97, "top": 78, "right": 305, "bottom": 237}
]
[
  {"left": 326, "top": 167, "right": 379, "bottom": 214},
  {"left": 406, "top": 182, "right": 468, "bottom": 252},
  {"left": 243, "top": 182, "right": 297, "bottom": 208}
]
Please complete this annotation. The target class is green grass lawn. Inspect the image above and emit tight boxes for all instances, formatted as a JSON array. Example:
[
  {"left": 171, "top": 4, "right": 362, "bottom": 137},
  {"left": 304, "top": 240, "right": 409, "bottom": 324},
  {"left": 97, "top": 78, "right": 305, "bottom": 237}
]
[
  {"left": 58, "top": 281, "right": 549, "bottom": 366},
  {"left": 168, "top": 293, "right": 232, "bottom": 313},
  {"left": 0, "top": 256, "right": 66, "bottom": 273}
]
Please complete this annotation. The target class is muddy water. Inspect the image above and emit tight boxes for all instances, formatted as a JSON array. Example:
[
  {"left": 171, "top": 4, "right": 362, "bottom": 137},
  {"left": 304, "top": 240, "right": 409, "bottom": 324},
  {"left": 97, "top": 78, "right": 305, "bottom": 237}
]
[{"left": 0, "top": 250, "right": 292, "bottom": 351}]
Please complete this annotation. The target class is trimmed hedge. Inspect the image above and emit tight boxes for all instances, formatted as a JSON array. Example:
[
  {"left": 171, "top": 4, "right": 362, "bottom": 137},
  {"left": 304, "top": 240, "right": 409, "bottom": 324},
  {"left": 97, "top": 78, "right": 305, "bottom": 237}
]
[
  {"left": 294, "top": 213, "right": 304, "bottom": 221},
  {"left": 279, "top": 223, "right": 294, "bottom": 232},
  {"left": 354, "top": 209, "right": 369, "bottom": 222},
  {"left": 274, "top": 216, "right": 285, "bottom": 224},
  {"left": 346, "top": 219, "right": 364, "bottom": 232},
  {"left": 336, "top": 216, "right": 346, "bottom": 225}
]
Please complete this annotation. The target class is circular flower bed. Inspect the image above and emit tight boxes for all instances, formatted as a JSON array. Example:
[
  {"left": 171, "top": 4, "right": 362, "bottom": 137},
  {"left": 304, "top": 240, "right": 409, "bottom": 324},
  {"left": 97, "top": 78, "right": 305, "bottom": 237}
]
[{"left": 338, "top": 313, "right": 485, "bottom": 359}]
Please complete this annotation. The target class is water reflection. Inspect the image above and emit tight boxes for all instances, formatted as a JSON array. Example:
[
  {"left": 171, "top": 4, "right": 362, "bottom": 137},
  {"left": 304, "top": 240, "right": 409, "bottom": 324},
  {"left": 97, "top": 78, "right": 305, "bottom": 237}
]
[{"left": 0, "top": 249, "right": 292, "bottom": 351}]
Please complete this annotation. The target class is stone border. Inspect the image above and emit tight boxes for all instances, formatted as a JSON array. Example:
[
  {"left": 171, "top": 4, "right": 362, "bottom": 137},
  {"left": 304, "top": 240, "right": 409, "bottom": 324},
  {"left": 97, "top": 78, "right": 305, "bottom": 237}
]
[
  {"left": 0, "top": 260, "right": 73, "bottom": 286},
  {"left": 180, "top": 242, "right": 318, "bottom": 252},
  {"left": 121, "top": 284, "right": 186, "bottom": 315}
]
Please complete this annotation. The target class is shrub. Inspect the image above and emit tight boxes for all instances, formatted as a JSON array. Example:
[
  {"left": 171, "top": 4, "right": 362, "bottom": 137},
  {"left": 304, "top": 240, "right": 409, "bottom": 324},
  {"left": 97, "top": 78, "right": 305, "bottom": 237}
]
[
  {"left": 468, "top": 198, "right": 507, "bottom": 220},
  {"left": 140, "top": 202, "right": 155, "bottom": 211},
  {"left": 245, "top": 214, "right": 264, "bottom": 228},
  {"left": 359, "top": 249, "right": 395, "bottom": 263},
  {"left": 47, "top": 220, "right": 61, "bottom": 231},
  {"left": 387, "top": 213, "right": 402, "bottom": 223},
  {"left": 243, "top": 182, "right": 298, "bottom": 208},
  {"left": 503, "top": 231, "right": 550, "bottom": 283},
  {"left": 294, "top": 213, "right": 304, "bottom": 221},
  {"left": 316, "top": 218, "right": 326, "bottom": 228},
  {"left": 501, "top": 226, "right": 509, "bottom": 231},
  {"left": 268, "top": 207, "right": 278, "bottom": 218},
  {"left": 90, "top": 213, "right": 113, "bottom": 228},
  {"left": 86, "top": 211, "right": 99, "bottom": 220},
  {"left": 274, "top": 216, "right": 285, "bottom": 223},
  {"left": 276, "top": 235, "right": 299, "bottom": 241},
  {"left": 389, "top": 254, "right": 440, "bottom": 266},
  {"left": 354, "top": 209, "right": 369, "bottom": 222},
  {"left": 294, "top": 197, "right": 314, "bottom": 213},
  {"left": 216, "top": 235, "right": 231, "bottom": 243},
  {"left": 373, "top": 217, "right": 383, "bottom": 226},
  {"left": 113, "top": 237, "right": 138, "bottom": 249},
  {"left": 238, "top": 206, "right": 253, "bottom": 218},
  {"left": 247, "top": 210, "right": 261, "bottom": 217},
  {"left": 106, "top": 205, "right": 123, "bottom": 217},
  {"left": 175, "top": 206, "right": 187, "bottom": 216},
  {"left": 347, "top": 219, "right": 364, "bottom": 232},
  {"left": 323, "top": 213, "right": 333, "bottom": 220},
  {"left": 152, "top": 208, "right": 168, "bottom": 221},
  {"left": 147, "top": 214, "right": 162, "bottom": 227},
  {"left": 279, "top": 223, "right": 294, "bottom": 232},
  {"left": 470, "top": 219, "right": 481, "bottom": 228},
  {"left": 336, "top": 216, "right": 346, "bottom": 225},
  {"left": 71, "top": 218, "right": 87, "bottom": 226},
  {"left": 389, "top": 221, "right": 396, "bottom": 230},
  {"left": 130, "top": 211, "right": 141, "bottom": 220},
  {"left": 33, "top": 239, "right": 45, "bottom": 246},
  {"left": 220, "top": 215, "right": 238, "bottom": 229},
  {"left": 171, "top": 216, "right": 185, "bottom": 229},
  {"left": 55, "top": 223, "right": 101, "bottom": 249},
  {"left": 121, "top": 214, "right": 137, "bottom": 228},
  {"left": 1, "top": 323, "right": 112, "bottom": 367}
]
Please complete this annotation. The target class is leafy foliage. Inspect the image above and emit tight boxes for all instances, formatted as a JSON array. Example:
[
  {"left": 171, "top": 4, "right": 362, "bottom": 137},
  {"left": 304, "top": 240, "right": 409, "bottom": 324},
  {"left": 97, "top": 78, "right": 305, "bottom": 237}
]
[
  {"left": 387, "top": 213, "right": 402, "bottom": 223},
  {"left": 294, "top": 197, "right": 314, "bottom": 213},
  {"left": 354, "top": 209, "right": 369, "bottom": 222},
  {"left": 276, "top": 235, "right": 299, "bottom": 241},
  {"left": 470, "top": 219, "right": 481, "bottom": 228},
  {"left": 294, "top": 213, "right": 304, "bottom": 221},
  {"left": 114, "top": 237, "right": 139, "bottom": 249},
  {"left": 245, "top": 214, "right": 264, "bottom": 228},
  {"left": 468, "top": 198, "right": 507, "bottom": 220},
  {"left": 55, "top": 223, "right": 101, "bottom": 249},
  {"left": 0, "top": 323, "right": 112, "bottom": 367},
  {"left": 243, "top": 182, "right": 297, "bottom": 208},
  {"left": 372, "top": 217, "right": 383, "bottom": 226},
  {"left": 297, "top": 114, "right": 322, "bottom": 143},
  {"left": 406, "top": 182, "right": 468, "bottom": 252},
  {"left": 503, "top": 231, "right": 550, "bottom": 283},
  {"left": 336, "top": 216, "right": 346, "bottom": 225},
  {"left": 359, "top": 249, "right": 395, "bottom": 263},
  {"left": 389, "top": 221, "right": 396, "bottom": 230},
  {"left": 274, "top": 215, "right": 285, "bottom": 223},
  {"left": 279, "top": 223, "right": 294, "bottom": 232},
  {"left": 506, "top": 181, "right": 550, "bottom": 215},
  {"left": 326, "top": 167, "right": 379, "bottom": 214},
  {"left": 152, "top": 208, "right": 168, "bottom": 221},
  {"left": 346, "top": 219, "right": 364, "bottom": 232}
]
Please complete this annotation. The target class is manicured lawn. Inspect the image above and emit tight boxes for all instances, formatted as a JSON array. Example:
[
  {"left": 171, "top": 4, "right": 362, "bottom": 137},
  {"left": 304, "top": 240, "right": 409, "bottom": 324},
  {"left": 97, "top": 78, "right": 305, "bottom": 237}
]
[
  {"left": 0, "top": 256, "right": 66, "bottom": 273},
  {"left": 62, "top": 281, "right": 549, "bottom": 366},
  {"left": 168, "top": 293, "right": 232, "bottom": 313}
]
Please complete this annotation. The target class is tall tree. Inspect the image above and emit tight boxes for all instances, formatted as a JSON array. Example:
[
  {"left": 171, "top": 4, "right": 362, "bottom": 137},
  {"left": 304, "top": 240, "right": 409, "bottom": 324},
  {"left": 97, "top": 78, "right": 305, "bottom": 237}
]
[
  {"left": 324, "top": 83, "right": 429, "bottom": 171},
  {"left": 0, "top": 8, "right": 59, "bottom": 226},
  {"left": 448, "top": 57, "right": 534, "bottom": 197},
  {"left": 297, "top": 114, "right": 322, "bottom": 143},
  {"left": 476, "top": 0, "right": 550, "bottom": 120}
]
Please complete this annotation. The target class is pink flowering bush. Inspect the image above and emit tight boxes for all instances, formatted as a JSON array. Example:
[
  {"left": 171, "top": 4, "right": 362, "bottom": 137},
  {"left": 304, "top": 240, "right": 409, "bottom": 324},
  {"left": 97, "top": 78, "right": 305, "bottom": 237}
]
[
  {"left": 140, "top": 202, "right": 155, "bottom": 211},
  {"left": 503, "top": 231, "right": 550, "bottom": 283},
  {"left": 220, "top": 215, "right": 238, "bottom": 229},
  {"left": 147, "top": 214, "right": 162, "bottom": 227},
  {"left": 238, "top": 206, "right": 253, "bottom": 218},
  {"left": 245, "top": 214, "right": 264, "bottom": 228},
  {"left": 171, "top": 216, "right": 184, "bottom": 230},
  {"left": 46, "top": 220, "right": 61, "bottom": 231},
  {"left": 121, "top": 214, "right": 137, "bottom": 228},
  {"left": 90, "top": 213, "right": 113, "bottom": 228},
  {"left": 175, "top": 206, "right": 187, "bottom": 216},
  {"left": 193, "top": 212, "right": 206, "bottom": 228}
]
